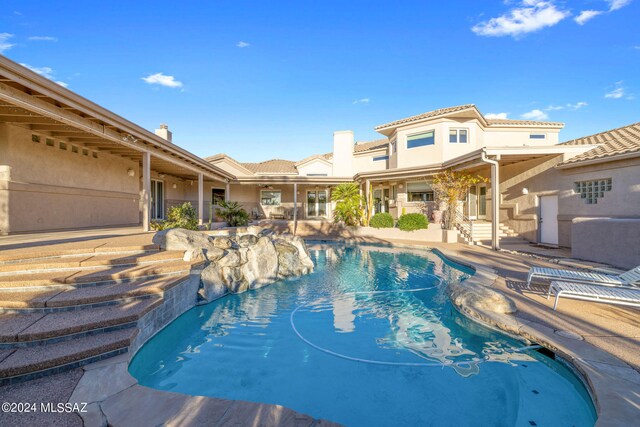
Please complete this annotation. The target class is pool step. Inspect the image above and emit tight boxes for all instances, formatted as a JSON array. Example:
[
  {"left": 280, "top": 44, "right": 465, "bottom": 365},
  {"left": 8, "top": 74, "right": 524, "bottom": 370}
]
[
  {"left": 0, "top": 327, "right": 137, "bottom": 382},
  {"left": 0, "top": 298, "right": 161, "bottom": 345},
  {"left": 0, "top": 274, "right": 191, "bottom": 310},
  {"left": 0, "top": 260, "right": 202, "bottom": 290}
]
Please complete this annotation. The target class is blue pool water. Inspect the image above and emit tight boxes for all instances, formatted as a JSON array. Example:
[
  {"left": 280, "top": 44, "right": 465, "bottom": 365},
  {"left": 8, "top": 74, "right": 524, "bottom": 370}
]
[{"left": 129, "top": 244, "right": 596, "bottom": 426}]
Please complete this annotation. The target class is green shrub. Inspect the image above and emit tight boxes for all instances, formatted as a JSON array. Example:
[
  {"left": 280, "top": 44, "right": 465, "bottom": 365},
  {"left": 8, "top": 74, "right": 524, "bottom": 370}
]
[
  {"left": 369, "top": 212, "right": 394, "bottom": 228},
  {"left": 150, "top": 220, "right": 167, "bottom": 231},
  {"left": 397, "top": 213, "right": 429, "bottom": 231},
  {"left": 217, "top": 201, "right": 250, "bottom": 227},
  {"left": 164, "top": 202, "right": 199, "bottom": 230}
]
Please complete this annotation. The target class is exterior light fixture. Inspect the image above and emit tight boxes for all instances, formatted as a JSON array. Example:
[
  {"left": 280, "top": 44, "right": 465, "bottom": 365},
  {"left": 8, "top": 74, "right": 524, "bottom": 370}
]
[
  {"left": 522, "top": 188, "right": 529, "bottom": 195},
  {"left": 172, "top": 183, "right": 177, "bottom": 189},
  {"left": 159, "top": 173, "right": 166, "bottom": 179},
  {"left": 127, "top": 169, "right": 135, "bottom": 177}
]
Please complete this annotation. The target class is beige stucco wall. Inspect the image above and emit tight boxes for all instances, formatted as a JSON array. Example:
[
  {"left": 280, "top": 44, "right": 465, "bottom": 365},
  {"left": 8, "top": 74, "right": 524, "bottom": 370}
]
[
  {"left": 497, "top": 155, "right": 640, "bottom": 246},
  {"left": 571, "top": 218, "right": 640, "bottom": 269},
  {"left": 0, "top": 123, "right": 140, "bottom": 234},
  {"left": 297, "top": 160, "right": 332, "bottom": 176},
  {"left": 353, "top": 150, "right": 389, "bottom": 174}
]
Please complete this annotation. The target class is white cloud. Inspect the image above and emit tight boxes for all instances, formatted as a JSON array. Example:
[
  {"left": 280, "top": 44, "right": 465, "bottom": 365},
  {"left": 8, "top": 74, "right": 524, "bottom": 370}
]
[
  {"left": 352, "top": 98, "right": 370, "bottom": 105},
  {"left": 605, "top": 88, "right": 624, "bottom": 99},
  {"left": 521, "top": 109, "right": 549, "bottom": 120},
  {"left": 0, "top": 33, "right": 15, "bottom": 53},
  {"left": 142, "top": 72, "right": 183, "bottom": 88},
  {"left": 545, "top": 105, "right": 565, "bottom": 110},
  {"left": 574, "top": 10, "right": 603, "bottom": 25},
  {"left": 605, "top": 81, "right": 627, "bottom": 99},
  {"left": 485, "top": 112, "right": 509, "bottom": 119},
  {"left": 634, "top": 46, "right": 640, "bottom": 50},
  {"left": 567, "top": 101, "right": 588, "bottom": 109},
  {"left": 20, "top": 63, "right": 69, "bottom": 88},
  {"left": 471, "top": 1, "right": 570, "bottom": 37},
  {"left": 28, "top": 36, "right": 58, "bottom": 42},
  {"left": 608, "top": 0, "right": 632, "bottom": 11},
  {"left": 236, "top": 41, "right": 250, "bottom": 48}
]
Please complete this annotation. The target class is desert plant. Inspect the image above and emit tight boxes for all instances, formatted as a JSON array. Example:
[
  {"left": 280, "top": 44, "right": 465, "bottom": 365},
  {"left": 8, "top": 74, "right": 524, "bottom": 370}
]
[
  {"left": 363, "top": 182, "right": 374, "bottom": 226},
  {"left": 331, "top": 182, "right": 364, "bottom": 226},
  {"left": 370, "top": 212, "right": 394, "bottom": 228},
  {"left": 150, "top": 220, "right": 167, "bottom": 231},
  {"left": 397, "top": 213, "right": 429, "bottom": 231},
  {"left": 217, "top": 200, "right": 249, "bottom": 227},
  {"left": 164, "top": 202, "right": 199, "bottom": 230},
  {"left": 432, "top": 170, "right": 487, "bottom": 230}
]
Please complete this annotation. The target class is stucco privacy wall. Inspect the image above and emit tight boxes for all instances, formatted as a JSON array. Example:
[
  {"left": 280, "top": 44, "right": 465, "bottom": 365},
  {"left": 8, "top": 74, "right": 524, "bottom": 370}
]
[
  {"left": 572, "top": 218, "right": 640, "bottom": 269},
  {"left": 0, "top": 123, "right": 140, "bottom": 234},
  {"left": 498, "top": 155, "right": 640, "bottom": 246}
]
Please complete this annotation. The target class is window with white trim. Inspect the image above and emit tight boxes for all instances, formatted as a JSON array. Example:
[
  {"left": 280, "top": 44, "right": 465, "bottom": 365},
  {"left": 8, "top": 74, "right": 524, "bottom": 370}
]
[
  {"left": 574, "top": 179, "right": 611, "bottom": 204},
  {"left": 407, "top": 181, "right": 434, "bottom": 202},
  {"left": 260, "top": 190, "right": 281, "bottom": 206},
  {"left": 449, "top": 129, "right": 468, "bottom": 143}
]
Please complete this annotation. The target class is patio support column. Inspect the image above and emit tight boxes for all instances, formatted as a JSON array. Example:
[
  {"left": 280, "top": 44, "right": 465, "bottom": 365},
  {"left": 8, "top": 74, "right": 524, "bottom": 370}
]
[
  {"left": 225, "top": 181, "right": 230, "bottom": 202},
  {"left": 293, "top": 183, "right": 298, "bottom": 235},
  {"left": 481, "top": 150, "right": 500, "bottom": 251},
  {"left": 365, "top": 179, "right": 371, "bottom": 220},
  {"left": 142, "top": 151, "right": 151, "bottom": 232},
  {"left": 198, "top": 172, "right": 204, "bottom": 225}
]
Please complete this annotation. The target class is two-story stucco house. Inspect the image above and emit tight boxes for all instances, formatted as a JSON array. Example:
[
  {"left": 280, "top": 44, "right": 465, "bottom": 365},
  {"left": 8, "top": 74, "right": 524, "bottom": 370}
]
[{"left": 1, "top": 56, "right": 638, "bottom": 267}]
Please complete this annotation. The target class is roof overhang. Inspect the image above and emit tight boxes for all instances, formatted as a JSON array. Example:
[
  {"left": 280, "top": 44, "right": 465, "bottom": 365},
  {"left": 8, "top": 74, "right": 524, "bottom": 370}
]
[
  {"left": 556, "top": 151, "right": 640, "bottom": 169},
  {"left": 0, "top": 55, "right": 234, "bottom": 182},
  {"left": 233, "top": 176, "right": 353, "bottom": 185}
]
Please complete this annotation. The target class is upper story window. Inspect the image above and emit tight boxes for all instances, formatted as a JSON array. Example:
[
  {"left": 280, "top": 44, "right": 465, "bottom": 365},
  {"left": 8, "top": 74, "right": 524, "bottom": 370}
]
[
  {"left": 530, "top": 133, "right": 546, "bottom": 139},
  {"left": 260, "top": 190, "right": 281, "bottom": 206},
  {"left": 372, "top": 155, "right": 389, "bottom": 162},
  {"left": 407, "top": 131, "right": 435, "bottom": 149},
  {"left": 307, "top": 173, "right": 328, "bottom": 177},
  {"left": 449, "top": 129, "right": 468, "bottom": 143}
]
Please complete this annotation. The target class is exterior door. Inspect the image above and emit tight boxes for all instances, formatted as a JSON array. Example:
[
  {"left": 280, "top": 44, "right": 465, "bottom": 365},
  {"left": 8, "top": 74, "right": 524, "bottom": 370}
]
[
  {"left": 307, "top": 190, "right": 327, "bottom": 217},
  {"left": 478, "top": 185, "right": 487, "bottom": 219},
  {"left": 151, "top": 180, "right": 164, "bottom": 220},
  {"left": 540, "top": 195, "right": 559, "bottom": 245},
  {"left": 468, "top": 186, "right": 478, "bottom": 219}
]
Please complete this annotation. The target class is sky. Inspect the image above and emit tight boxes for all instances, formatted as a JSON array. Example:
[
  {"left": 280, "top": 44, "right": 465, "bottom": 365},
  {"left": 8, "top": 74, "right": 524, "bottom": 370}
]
[{"left": 0, "top": 1, "right": 638, "bottom": 162}]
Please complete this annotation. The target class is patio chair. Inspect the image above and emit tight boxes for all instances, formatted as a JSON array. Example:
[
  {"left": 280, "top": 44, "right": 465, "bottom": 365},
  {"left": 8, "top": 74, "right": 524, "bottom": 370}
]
[
  {"left": 548, "top": 281, "right": 640, "bottom": 310},
  {"left": 526, "top": 265, "right": 640, "bottom": 288}
]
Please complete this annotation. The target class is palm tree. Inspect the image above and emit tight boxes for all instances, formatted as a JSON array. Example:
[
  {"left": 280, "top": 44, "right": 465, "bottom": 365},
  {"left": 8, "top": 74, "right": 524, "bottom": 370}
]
[{"left": 331, "top": 182, "right": 364, "bottom": 226}]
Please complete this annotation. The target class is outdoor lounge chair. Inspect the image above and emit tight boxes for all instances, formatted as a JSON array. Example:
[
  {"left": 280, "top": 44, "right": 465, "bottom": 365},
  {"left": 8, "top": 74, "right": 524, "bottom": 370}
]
[
  {"left": 526, "top": 265, "right": 640, "bottom": 288},
  {"left": 548, "top": 281, "right": 640, "bottom": 310}
]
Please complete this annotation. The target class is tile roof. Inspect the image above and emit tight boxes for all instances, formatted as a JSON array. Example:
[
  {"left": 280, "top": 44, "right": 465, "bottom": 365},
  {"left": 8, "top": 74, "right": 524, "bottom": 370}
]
[
  {"left": 295, "top": 152, "right": 333, "bottom": 166},
  {"left": 241, "top": 159, "right": 298, "bottom": 174},
  {"left": 354, "top": 138, "right": 389, "bottom": 153},
  {"left": 558, "top": 122, "right": 640, "bottom": 166},
  {"left": 486, "top": 119, "right": 564, "bottom": 127},
  {"left": 375, "top": 104, "right": 476, "bottom": 130}
]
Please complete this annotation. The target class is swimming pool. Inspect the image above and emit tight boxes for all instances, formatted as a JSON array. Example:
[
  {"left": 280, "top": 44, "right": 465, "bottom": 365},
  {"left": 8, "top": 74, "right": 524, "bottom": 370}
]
[{"left": 129, "top": 244, "right": 596, "bottom": 426}]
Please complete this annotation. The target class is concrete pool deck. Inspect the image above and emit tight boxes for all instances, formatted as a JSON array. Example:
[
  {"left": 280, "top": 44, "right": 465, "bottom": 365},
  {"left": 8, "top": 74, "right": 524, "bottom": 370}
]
[{"left": 0, "top": 229, "right": 638, "bottom": 426}]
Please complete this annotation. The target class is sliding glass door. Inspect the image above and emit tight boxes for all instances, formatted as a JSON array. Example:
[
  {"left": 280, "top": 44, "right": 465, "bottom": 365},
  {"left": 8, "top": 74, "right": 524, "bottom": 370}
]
[{"left": 150, "top": 179, "right": 164, "bottom": 220}]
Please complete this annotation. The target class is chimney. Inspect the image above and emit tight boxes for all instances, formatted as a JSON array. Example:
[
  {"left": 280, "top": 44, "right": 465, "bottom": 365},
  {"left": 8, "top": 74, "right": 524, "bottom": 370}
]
[
  {"left": 155, "top": 123, "right": 172, "bottom": 143},
  {"left": 332, "top": 130, "right": 354, "bottom": 177}
]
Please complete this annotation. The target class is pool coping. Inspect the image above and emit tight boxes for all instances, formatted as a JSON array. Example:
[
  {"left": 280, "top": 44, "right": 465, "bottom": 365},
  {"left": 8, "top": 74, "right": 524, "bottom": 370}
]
[{"left": 65, "top": 241, "right": 638, "bottom": 427}]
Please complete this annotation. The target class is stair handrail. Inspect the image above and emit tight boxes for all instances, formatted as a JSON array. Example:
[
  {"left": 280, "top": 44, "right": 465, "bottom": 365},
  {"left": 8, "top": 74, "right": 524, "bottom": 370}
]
[{"left": 454, "top": 210, "right": 473, "bottom": 242}]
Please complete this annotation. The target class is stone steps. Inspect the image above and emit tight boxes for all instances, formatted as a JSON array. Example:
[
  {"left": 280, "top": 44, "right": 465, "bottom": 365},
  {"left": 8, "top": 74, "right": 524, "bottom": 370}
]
[
  {"left": 0, "top": 298, "right": 160, "bottom": 344},
  {"left": 0, "top": 260, "right": 201, "bottom": 290},
  {"left": 0, "top": 327, "right": 137, "bottom": 382},
  {"left": 0, "top": 242, "right": 199, "bottom": 384},
  {"left": 0, "top": 244, "right": 161, "bottom": 264},
  {"left": 0, "top": 250, "right": 184, "bottom": 273},
  {"left": 0, "top": 274, "right": 190, "bottom": 310}
]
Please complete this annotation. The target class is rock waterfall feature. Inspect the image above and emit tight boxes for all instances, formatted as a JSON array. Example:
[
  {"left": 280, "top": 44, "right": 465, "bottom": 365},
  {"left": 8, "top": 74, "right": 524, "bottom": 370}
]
[{"left": 153, "top": 227, "right": 314, "bottom": 303}]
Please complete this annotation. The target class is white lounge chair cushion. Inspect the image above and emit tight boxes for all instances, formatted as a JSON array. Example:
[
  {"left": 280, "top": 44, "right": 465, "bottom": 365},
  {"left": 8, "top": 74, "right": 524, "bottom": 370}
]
[
  {"left": 530, "top": 266, "right": 624, "bottom": 285},
  {"left": 550, "top": 281, "right": 640, "bottom": 303}
]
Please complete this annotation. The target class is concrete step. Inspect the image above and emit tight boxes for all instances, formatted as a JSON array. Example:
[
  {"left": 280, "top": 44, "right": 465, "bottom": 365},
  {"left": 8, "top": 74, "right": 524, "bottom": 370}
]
[
  {"left": 0, "top": 327, "right": 136, "bottom": 381},
  {"left": 0, "top": 298, "right": 160, "bottom": 344},
  {"left": 0, "top": 274, "right": 190, "bottom": 310},
  {"left": 0, "top": 251, "right": 184, "bottom": 274},
  {"left": 0, "top": 260, "right": 202, "bottom": 290},
  {"left": 0, "top": 244, "right": 161, "bottom": 264}
]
